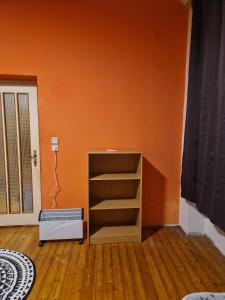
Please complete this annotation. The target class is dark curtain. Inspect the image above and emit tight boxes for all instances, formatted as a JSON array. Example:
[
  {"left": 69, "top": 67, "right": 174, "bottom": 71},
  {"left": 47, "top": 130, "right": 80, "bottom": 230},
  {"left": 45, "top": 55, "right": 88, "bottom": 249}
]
[{"left": 181, "top": 0, "right": 225, "bottom": 231}]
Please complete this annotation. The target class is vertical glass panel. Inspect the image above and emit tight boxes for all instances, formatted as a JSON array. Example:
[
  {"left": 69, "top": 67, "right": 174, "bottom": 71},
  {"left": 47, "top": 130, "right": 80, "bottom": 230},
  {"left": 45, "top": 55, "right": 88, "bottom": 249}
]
[
  {"left": 3, "top": 93, "right": 20, "bottom": 213},
  {"left": 18, "top": 94, "right": 33, "bottom": 213},
  {"left": 0, "top": 96, "right": 7, "bottom": 213}
]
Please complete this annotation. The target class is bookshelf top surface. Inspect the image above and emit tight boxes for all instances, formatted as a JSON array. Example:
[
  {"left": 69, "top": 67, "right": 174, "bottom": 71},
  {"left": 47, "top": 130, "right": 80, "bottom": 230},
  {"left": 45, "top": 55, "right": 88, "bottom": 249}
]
[{"left": 88, "top": 150, "right": 143, "bottom": 154}]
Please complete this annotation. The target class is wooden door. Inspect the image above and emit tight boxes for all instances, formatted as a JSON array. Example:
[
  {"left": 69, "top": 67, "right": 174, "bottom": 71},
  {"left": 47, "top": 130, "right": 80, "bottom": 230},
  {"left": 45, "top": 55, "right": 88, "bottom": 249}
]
[{"left": 0, "top": 84, "right": 41, "bottom": 225}]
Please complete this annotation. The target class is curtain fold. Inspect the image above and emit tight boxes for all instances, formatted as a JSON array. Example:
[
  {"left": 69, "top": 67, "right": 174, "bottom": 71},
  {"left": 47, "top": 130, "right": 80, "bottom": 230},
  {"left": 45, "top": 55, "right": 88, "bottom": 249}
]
[{"left": 181, "top": 0, "right": 225, "bottom": 231}]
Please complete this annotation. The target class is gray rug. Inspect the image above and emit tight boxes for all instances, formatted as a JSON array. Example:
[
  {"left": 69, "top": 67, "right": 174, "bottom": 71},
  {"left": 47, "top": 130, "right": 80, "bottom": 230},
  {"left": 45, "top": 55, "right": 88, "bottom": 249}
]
[
  {"left": 0, "top": 249, "right": 35, "bottom": 300},
  {"left": 182, "top": 292, "right": 225, "bottom": 300}
]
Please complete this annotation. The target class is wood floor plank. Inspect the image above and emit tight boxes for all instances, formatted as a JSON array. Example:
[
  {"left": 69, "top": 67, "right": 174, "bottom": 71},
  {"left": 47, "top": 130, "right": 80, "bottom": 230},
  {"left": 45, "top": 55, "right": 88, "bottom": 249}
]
[
  {"left": 14, "top": 227, "right": 36, "bottom": 253},
  {"left": 174, "top": 227, "right": 221, "bottom": 291},
  {"left": 0, "top": 226, "right": 224, "bottom": 300},
  {"left": 49, "top": 241, "right": 74, "bottom": 299},
  {"left": 81, "top": 245, "right": 96, "bottom": 300},
  {"left": 147, "top": 231, "right": 180, "bottom": 299},
  {"left": 190, "top": 237, "right": 225, "bottom": 285},
  {"left": 168, "top": 228, "right": 208, "bottom": 291},
  {"left": 111, "top": 244, "right": 126, "bottom": 300},
  {"left": 95, "top": 245, "right": 104, "bottom": 300},
  {"left": 133, "top": 243, "right": 158, "bottom": 300},
  {"left": 126, "top": 243, "right": 147, "bottom": 300},
  {"left": 163, "top": 227, "right": 206, "bottom": 292},
  {"left": 0, "top": 227, "right": 13, "bottom": 246},
  {"left": 201, "top": 237, "right": 225, "bottom": 265},
  {"left": 5, "top": 227, "right": 27, "bottom": 249},
  {"left": 31, "top": 242, "right": 59, "bottom": 298},
  {"left": 158, "top": 228, "right": 197, "bottom": 293},
  {"left": 152, "top": 231, "right": 188, "bottom": 299},
  {"left": 142, "top": 238, "right": 169, "bottom": 300},
  {"left": 38, "top": 241, "right": 66, "bottom": 299},
  {"left": 59, "top": 242, "right": 81, "bottom": 299},
  {"left": 67, "top": 241, "right": 88, "bottom": 300},
  {"left": 118, "top": 243, "right": 136, "bottom": 300},
  {"left": 91, "top": 244, "right": 100, "bottom": 300},
  {"left": 103, "top": 244, "right": 113, "bottom": 300}
]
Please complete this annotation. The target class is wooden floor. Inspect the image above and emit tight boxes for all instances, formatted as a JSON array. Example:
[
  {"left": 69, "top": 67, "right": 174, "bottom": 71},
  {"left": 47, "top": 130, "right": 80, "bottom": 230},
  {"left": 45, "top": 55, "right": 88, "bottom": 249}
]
[{"left": 1, "top": 226, "right": 225, "bottom": 300}]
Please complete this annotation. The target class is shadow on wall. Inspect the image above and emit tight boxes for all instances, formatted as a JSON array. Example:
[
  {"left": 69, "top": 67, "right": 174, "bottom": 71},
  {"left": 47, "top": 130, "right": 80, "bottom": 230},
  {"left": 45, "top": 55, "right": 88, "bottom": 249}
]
[{"left": 142, "top": 157, "right": 167, "bottom": 225}]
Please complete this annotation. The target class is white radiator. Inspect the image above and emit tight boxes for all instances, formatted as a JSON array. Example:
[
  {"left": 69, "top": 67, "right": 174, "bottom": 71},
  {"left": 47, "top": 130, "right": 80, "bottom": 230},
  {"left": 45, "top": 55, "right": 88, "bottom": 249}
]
[{"left": 39, "top": 208, "right": 83, "bottom": 246}]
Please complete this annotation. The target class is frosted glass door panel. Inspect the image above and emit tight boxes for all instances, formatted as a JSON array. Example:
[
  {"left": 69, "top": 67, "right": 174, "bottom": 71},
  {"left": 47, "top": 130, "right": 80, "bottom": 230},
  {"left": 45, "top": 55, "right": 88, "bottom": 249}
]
[
  {"left": 0, "top": 97, "right": 7, "bottom": 214},
  {"left": 18, "top": 94, "right": 33, "bottom": 213},
  {"left": 3, "top": 93, "right": 20, "bottom": 213}
]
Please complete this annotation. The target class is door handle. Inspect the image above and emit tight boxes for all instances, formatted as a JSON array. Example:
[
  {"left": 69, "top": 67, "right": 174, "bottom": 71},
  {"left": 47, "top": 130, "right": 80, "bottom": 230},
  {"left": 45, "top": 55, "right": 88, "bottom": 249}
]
[{"left": 31, "top": 150, "right": 37, "bottom": 167}]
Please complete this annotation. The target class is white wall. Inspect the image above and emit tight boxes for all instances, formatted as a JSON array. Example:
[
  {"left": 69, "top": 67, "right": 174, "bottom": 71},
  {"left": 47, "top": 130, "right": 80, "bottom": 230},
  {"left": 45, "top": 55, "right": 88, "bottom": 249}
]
[
  {"left": 179, "top": 198, "right": 206, "bottom": 234},
  {"left": 179, "top": 198, "right": 225, "bottom": 255},
  {"left": 205, "top": 220, "right": 225, "bottom": 255}
]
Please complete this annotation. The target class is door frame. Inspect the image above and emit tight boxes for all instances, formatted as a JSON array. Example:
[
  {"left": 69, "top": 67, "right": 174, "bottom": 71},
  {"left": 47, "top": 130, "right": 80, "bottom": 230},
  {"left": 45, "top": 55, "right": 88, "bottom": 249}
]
[{"left": 0, "top": 84, "right": 41, "bottom": 225}]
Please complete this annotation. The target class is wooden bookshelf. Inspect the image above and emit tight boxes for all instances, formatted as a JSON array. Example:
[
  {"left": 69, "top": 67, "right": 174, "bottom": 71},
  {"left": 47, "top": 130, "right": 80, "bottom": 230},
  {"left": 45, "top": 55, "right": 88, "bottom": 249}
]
[{"left": 88, "top": 151, "right": 142, "bottom": 245}]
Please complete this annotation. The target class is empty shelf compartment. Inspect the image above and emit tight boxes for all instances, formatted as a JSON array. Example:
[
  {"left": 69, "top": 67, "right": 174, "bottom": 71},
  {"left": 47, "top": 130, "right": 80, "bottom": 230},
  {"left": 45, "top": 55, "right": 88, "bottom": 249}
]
[{"left": 90, "top": 225, "right": 140, "bottom": 244}]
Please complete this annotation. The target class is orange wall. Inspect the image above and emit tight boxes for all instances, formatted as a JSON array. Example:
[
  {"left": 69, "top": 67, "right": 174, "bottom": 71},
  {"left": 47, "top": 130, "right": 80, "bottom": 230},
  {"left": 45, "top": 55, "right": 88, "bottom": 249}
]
[{"left": 0, "top": 0, "right": 188, "bottom": 225}]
